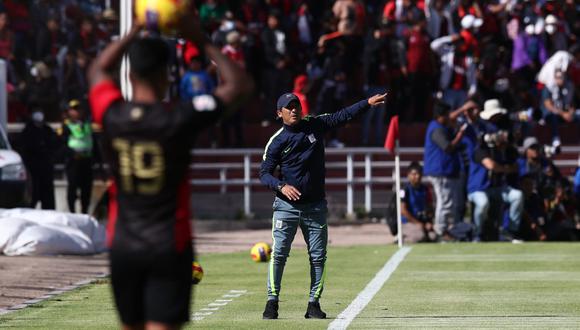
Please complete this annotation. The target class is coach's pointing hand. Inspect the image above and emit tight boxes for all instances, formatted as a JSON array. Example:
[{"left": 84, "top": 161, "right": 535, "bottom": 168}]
[
  {"left": 281, "top": 184, "right": 302, "bottom": 201},
  {"left": 368, "top": 93, "right": 388, "bottom": 106}
]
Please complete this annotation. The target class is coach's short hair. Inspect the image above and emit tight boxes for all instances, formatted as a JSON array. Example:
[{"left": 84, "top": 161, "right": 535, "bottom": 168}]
[{"left": 128, "top": 37, "right": 170, "bottom": 82}]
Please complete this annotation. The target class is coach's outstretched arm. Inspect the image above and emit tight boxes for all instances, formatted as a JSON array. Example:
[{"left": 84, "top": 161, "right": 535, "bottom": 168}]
[
  {"left": 318, "top": 93, "right": 388, "bottom": 129},
  {"left": 179, "top": 18, "right": 253, "bottom": 111},
  {"left": 88, "top": 25, "right": 141, "bottom": 88}
]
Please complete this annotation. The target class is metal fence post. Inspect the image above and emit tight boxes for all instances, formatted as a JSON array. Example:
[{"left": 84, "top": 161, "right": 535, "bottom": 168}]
[
  {"left": 244, "top": 154, "right": 251, "bottom": 217},
  {"left": 220, "top": 168, "right": 227, "bottom": 194},
  {"left": 364, "top": 153, "right": 371, "bottom": 213},
  {"left": 346, "top": 153, "right": 354, "bottom": 217}
]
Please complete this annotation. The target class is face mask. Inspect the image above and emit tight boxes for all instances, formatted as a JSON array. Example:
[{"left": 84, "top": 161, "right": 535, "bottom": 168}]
[
  {"left": 545, "top": 24, "right": 556, "bottom": 35},
  {"left": 32, "top": 111, "right": 44, "bottom": 123},
  {"left": 525, "top": 24, "right": 535, "bottom": 35}
]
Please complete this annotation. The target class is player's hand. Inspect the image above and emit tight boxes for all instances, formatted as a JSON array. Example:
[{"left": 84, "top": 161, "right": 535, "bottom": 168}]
[
  {"left": 281, "top": 184, "right": 302, "bottom": 201},
  {"left": 368, "top": 92, "right": 388, "bottom": 106}
]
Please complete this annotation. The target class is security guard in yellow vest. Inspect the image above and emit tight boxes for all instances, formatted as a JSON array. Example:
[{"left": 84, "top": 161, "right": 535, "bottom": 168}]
[{"left": 61, "top": 99, "right": 94, "bottom": 214}]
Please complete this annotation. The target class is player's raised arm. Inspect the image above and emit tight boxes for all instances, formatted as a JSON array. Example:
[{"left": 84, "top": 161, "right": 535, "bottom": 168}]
[
  {"left": 317, "top": 92, "right": 388, "bottom": 129},
  {"left": 87, "top": 24, "right": 141, "bottom": 88},
  {"left": 179, "top": 17, "right": 253, "bottom": 110}
]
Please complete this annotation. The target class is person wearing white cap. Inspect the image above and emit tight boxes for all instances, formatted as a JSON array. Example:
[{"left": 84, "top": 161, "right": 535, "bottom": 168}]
[
  {"left": 466, "top": 99, "right": 523, "bottom": 241},
  {"left": 516, "top": 136, "right": 555, "bottom": 186},
  {"left": 430, "top": 22, "right": 478, "bottom": 110}
]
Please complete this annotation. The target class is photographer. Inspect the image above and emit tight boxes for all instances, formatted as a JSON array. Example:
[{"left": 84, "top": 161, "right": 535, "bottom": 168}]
[
  {"left": 467, "top": 100, "right": 523, "bottom": 241},
  {"left": 517, "top": 137, "right": 557, "bottom": 190}
]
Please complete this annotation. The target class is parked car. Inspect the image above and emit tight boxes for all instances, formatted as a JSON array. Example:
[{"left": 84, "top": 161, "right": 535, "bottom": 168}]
[{"left": 0, "top": 125, "right": 30, "bottom": 207}]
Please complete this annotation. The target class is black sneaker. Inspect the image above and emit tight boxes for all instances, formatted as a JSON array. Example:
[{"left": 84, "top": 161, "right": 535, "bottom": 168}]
[
  {"left": 304, "top": 301, "right": 326, "bottom": 319},
  {"left": 262, "top": 300, "right": 278, "bottom": 319}
]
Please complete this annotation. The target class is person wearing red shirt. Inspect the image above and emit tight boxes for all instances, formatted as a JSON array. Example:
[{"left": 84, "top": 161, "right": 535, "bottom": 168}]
[{"left": 405, "top": 14, "right": 433, "bottom": 122}]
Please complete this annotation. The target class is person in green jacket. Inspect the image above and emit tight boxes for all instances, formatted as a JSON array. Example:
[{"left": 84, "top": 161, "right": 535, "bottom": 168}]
[{"left": 61, "top": 99, "right": 94, "bottom": 214}]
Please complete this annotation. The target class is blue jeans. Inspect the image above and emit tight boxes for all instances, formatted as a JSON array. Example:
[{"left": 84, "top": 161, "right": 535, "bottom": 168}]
[
  {"left": 267, "top": 197, "right": 328, "bottom": 302},
  {"left": 468, "top": 186, "right": 523, "bottom": 240},
  {"left": 544, "top": 112, "right": 580, "bottom": 141}
]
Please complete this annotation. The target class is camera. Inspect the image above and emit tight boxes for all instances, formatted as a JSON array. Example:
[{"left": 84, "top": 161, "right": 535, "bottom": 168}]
[
  {"left": 482, "top": 130, "right": 509, "bottom": 147},
  {"left": 508, "top": 108, "right": 543, "bottom": 123}
]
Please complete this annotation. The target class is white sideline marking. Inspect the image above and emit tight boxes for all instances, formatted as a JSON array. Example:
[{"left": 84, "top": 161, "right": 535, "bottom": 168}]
[
  {"left": 191, "top": 290, "right": 248, "bottom": 321},
  {"left": 328, "top": 247, "right": 412, "bottom": 330}
]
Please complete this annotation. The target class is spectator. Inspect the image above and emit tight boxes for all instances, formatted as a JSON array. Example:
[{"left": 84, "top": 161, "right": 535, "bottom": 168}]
[
  {"left": 60, "top": 99, "right": 94, "bottom": 214},
  {"left": 544, "top": 179, "right": 579, "bottom": 241},
  {"left": 400, "top": 161, "right": 435, "bottom": 243},
  {"left": 544, "top": 15, "right": 568, "bottom": 55},
  {"left": 0, "top": 12, "right": 14, "bottom": 61},
  {"left": 179, "top": 51, "right": 216, "bottom": 101},
  {"left": 361, "top": 24, "right": 389, "bottom": 145},
  {"left": 19, "top": 110, "right": 59, "bottom": 209},
  {"left": 425, "top": 0, "right": 457, "bottom": 39},
  {"left": 517, "top": 137, "right": 554, "bottom": 189},
  {"left": 221, "top": 30, "right": 246, "bottom": 147},
  {"left": 292, "top": 74, "right": 310, "bottom": 116},
  {"left": 511, "top": 17, "right": 548, "bottom": 88},
  {"left": 26, "top": 61, "right": 61, "bottom": 121},
  {"left": 404, "top": 13, "right": 433, "bottom": 122},
  {"left": 58, "top": 49, "right": 87, "bottom": 102},
  {"left": 468, "top": 101, "right": 523, "bottom": 241},
  {"left": 260, "top": 10, "right": 291, "bottom": 126},
  {"left": 519, "top": 174, "right": 547, "bottom": 241},
  {"left": 541, "top": 69, "right": 578, "bottom": 145},
  {"left": 423, "top": 102, "right": 465, "bottom": 239},
  {"left": 200, "top": 0, "right": 228, "bottom": 30},
  {"left": 431, "top": 32, "right": 477, "bottom": 110},
  {"left": 34, "top": 16, "right": 65, "bottom": 61}
]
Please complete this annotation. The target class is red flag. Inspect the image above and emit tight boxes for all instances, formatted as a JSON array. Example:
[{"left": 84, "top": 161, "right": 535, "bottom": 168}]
[{"left": 384, "top": 115, "right": 399, "bottom": 153}]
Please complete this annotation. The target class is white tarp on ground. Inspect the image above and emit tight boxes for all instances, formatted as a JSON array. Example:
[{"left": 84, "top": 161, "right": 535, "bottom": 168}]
[{"left": 0, "top": 209, "right": 106, "bottom": 256}]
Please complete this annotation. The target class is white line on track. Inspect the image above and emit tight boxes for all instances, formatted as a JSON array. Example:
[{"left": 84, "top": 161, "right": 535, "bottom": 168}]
[
  {"left": 328, "top": 247, "right": 412, "bottom": 330},
  {"left": 191, "top": 290, "right": 248, "bottom": 322}
]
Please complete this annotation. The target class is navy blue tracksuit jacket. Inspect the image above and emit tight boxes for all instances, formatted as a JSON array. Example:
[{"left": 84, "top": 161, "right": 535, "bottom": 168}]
[{"left": 260, "top": 99, "right": 370, "bottom": 204}]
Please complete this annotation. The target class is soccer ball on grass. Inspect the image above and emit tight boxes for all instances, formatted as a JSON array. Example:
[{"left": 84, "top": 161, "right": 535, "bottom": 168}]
[{"left": 250, "top": 242, "right": 272, "bottom": 262}]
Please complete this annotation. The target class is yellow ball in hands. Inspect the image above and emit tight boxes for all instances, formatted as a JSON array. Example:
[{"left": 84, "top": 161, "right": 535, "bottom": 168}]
[{"left": 135, "top": 0, "right": 192, "bottom": 36}]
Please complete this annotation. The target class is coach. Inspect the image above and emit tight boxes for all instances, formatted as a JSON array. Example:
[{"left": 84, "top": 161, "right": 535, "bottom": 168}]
[{"left": 259, "top": 92, "right": 387, "bottom": 320}]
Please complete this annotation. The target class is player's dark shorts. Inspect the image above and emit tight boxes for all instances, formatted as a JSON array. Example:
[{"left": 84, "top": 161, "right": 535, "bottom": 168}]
[{"left": 109, "top": 247, "right": 192, "bottom": 325}]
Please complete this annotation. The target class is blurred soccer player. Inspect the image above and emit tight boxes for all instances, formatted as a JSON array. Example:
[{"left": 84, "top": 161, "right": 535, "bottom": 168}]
[{"left": 87, "top": 18, "right": 251, "bottom": 330}]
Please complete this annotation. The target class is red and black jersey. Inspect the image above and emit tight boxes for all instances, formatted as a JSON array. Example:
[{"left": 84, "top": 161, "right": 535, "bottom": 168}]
[{"left": 89, "top": 80, "right": 223, "bottom": 255}]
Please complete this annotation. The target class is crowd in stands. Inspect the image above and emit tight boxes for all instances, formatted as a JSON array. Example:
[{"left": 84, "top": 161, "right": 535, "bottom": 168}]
[
  {"left": 1, "top": 1, "right": 578, "bottom": 144},
  {"left": 400, "top": 98, "right": 580, "bottom": 243},
  {"left": 0, "top": 0, "right": 578, "bottom": 240}
]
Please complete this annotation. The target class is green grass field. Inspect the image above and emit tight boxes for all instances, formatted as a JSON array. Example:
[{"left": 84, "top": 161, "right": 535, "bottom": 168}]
[{"left": 1, "top": 243, "right": 580, "bottom": 329}]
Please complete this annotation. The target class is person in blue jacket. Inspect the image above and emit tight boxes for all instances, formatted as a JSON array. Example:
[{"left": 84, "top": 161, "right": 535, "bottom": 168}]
[{"left": 259, "top": 91, "right": 387, "bottom": 320}]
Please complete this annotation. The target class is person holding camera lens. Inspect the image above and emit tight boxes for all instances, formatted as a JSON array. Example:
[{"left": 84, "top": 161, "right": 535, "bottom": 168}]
[
  {"left": 517, "top": 137, "right": 559, "bottom": 192},
  {"left": 467, "top": 99, "right": 524, "bottom": 242}
]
